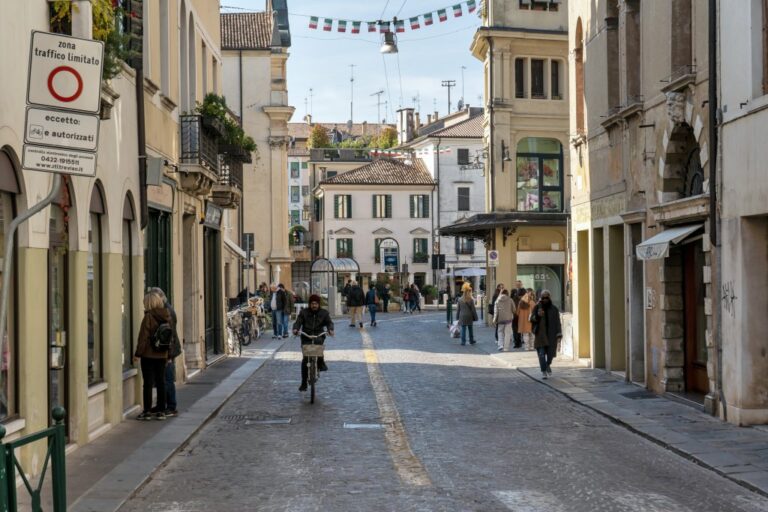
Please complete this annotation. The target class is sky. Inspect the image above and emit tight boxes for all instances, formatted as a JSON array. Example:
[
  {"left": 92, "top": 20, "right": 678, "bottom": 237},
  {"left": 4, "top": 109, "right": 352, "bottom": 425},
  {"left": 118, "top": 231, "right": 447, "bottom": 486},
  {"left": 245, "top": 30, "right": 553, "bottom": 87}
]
[{"left": 221, "top": 0, "right": 484, "bottom": 125}]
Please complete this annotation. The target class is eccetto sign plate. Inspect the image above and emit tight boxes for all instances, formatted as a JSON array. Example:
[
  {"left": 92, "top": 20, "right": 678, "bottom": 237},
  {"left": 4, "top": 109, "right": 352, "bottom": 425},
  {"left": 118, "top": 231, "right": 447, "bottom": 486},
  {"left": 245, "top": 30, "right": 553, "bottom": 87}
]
[
  {"left": 22, "top": 145, "right": 97, "bottom": 177},
  {"left": 27, "top": 31, "right": 104, "bottom": 113},
  {"left": 24, "top": 107, "right": 100, "bottom": 151}
]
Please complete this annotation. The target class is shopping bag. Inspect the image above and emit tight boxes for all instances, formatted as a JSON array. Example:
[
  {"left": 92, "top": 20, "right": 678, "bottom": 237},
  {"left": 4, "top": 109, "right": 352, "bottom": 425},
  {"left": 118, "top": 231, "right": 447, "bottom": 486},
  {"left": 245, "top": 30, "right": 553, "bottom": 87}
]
[{"left": 449, "top": 320, "right": 461, "bottom": 338}]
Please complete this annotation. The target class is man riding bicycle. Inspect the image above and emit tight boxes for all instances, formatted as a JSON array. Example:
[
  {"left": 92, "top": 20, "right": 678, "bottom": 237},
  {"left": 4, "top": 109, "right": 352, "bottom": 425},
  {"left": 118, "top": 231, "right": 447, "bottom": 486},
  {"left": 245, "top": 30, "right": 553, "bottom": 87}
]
[{"left": 292, "top": 294, "right": 334, "bottom": 392}]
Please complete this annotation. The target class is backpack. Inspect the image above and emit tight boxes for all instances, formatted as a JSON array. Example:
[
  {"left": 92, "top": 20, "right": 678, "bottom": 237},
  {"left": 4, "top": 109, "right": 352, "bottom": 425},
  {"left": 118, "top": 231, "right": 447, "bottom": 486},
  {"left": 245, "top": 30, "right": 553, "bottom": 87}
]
[{"left": 151, "top": 317, "right": 174, "bottom": 352}]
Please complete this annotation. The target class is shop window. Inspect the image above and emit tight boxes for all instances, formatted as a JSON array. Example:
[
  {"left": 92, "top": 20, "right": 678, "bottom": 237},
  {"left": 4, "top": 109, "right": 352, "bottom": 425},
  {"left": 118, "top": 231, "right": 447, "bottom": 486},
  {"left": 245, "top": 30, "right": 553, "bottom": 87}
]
[
  {"left": 336, "top": 238, "right": 354, "bottom": 258},
  {"left": 414, "top": 273, "right": 426, "bottom": 289},
  {"left": 457, "top": 187, "right": 471, "bottom": 211},
  {"left": 290, "top": 162, "right": 300, "bottom": 178},
  {"left": 88, "top": 187, "right": 105, "bottom": 385},
  {"left": 0, "top": 191, "right": 16, "bottom": 420},
  {"left": 517, "top": 264, "right": 564, "bottom": 310},
  {"left": 334, "top": 194, "right": 352, "bottom": 219},
  {"left": 531, "top": 59, "right": 546, "bottom": 99},
  {"left": 121, "top": 211, "right": 134, "bottom": 372},
  {"left": 372, "top": 194, "right": 392, "bottom": 219},
  {"left": 413, "top": 238, "right": 429, "bottom": 263},
  {"left": 291, "top": 186, "right": 300, "bottom": 203},
  {"left": 457, "top": 149, "right": 470, "bottom": 165},
  {"left": 516, "top": 138, "right": 563, "bottom": 212},
  {"left": 515, "top": 58, "right": 527, "bottom": 98},
  {"left": 410, "top": 195, "right": 429, "bottom": 218},
  {"left": 455, "top": 237, "right": 475, "bottom": 255}
]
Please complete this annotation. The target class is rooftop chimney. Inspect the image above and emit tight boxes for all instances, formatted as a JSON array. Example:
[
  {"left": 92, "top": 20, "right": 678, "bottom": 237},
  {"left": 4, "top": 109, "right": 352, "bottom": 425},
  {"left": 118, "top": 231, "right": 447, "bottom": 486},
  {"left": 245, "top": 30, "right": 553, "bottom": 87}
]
[
  {"left": 305, "top": 114, "right": 312, "bottom": 125},
  {"left": 427, "top": 114, "right": 433, "bottom": 124},
  {"left": 414, "top": 112, "right": 421, "bottom": 131},
  {"left": 433, "top": 111, "right": 439, "bottom": 121},
  {"left": 396, "top": 107, "right": 415, "bottom": 145}
]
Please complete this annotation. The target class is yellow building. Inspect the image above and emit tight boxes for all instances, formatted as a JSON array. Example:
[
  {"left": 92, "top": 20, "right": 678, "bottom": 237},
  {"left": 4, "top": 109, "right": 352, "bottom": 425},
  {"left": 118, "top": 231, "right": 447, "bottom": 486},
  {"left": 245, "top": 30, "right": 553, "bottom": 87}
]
[{"left": 442, "top": 0, "right": 570, "bottom": 322}]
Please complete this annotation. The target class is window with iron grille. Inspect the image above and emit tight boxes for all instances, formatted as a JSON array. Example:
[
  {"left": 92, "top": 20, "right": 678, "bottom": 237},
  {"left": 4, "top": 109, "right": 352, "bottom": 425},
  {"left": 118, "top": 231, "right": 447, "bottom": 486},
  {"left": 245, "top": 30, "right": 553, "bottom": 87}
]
[
  {"left": 455, "top": 237, "right": 475, "bottom": 255},
  {"left": 290, "top": 210, "right": 300, "bottom": 226},
  {"left": 457, "top": 187, "right": 471, "bottom": 211},
  {"left": 290, "top": 161, "right": 300, "bottom": 178},
  {"left": 410, "top": 195, "right": 429, "bottom": 218},
  {"left": 531, "top": 59, "right": 546, "bottom": 99},
  {"left": 457, "top": 148, "right": 470, "bottom": 165},
  {"left": 291, "top": 186, "right": 300, "bottom": 203},
  {"left": 336, "top": 238, "right": 354, "bottom": 258},
  {"left": 334, "top": 194, "right": 352, "bottom": 218},
  {"left": 372, "top": 194, "right": 392, "bottom": 218}
]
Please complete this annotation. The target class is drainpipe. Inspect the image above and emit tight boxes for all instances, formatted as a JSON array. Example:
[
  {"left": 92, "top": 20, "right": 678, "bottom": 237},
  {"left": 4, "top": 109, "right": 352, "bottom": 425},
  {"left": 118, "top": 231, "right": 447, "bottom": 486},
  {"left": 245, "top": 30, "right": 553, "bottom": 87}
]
[
  {"left": 136, "top": 67, "right": 148, "bottom": 229},
  {"left": 435, "top": 136, "right": 442, "bottom": 288},
  {"left": 239, "top": 50, "right": 245, "bottom": 292},
  {"left": 708, "top": 0, "right": 725, "bottom": 421},
  {"left": 488, "top": 36, "right": 496, "bottom": 213}
]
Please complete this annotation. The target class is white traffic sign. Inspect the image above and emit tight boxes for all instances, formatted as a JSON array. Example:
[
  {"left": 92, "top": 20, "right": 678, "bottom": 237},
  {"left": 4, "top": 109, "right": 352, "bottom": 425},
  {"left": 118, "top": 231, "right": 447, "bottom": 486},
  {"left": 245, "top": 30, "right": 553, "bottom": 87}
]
[
  {"left": 23, "top": 145, "right": 97, "bottom": 177},
  {"left": 488, "top": 250, "right": 500, "bottom": 267},
  {"left": 27, "top": 31, "right": 104, "bottom": 113},
  {"left": 25, "top": 107, "right": 99, "bottom": 152}
]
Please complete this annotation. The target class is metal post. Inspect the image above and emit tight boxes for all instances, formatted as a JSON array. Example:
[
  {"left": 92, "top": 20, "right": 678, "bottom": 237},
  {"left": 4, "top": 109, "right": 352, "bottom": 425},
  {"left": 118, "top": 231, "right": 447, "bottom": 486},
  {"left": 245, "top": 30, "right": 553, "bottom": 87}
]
[
  {"left": 0, "top": 175, "right": 62, "bottom": 398},
  {"left": 0, "top": 423, "right": 8, "bottom": 510},
  {"left": 50, "top": 407, "right": 66, "bottom": 511}
]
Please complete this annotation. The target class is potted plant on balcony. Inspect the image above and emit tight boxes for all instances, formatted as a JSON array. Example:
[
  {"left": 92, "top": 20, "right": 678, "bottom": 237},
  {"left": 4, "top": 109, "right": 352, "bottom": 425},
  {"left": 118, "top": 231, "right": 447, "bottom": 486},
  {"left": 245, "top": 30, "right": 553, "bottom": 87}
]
[
  {"left": 196, "top": 94, "right": 228, "bottom": 139},
  {"left": 219, "top": 116, "right": 257, "bottom": 164},
  {"left": 413, "top": 252, "right": 429, "bottom": 264}
]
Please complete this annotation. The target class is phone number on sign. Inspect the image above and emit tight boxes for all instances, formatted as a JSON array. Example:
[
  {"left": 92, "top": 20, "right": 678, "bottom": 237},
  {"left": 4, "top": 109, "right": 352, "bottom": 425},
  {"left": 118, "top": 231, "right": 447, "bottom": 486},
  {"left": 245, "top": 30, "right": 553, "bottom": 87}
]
[{"left": 40, "top": 156, "right": 80, "bottom": 165}]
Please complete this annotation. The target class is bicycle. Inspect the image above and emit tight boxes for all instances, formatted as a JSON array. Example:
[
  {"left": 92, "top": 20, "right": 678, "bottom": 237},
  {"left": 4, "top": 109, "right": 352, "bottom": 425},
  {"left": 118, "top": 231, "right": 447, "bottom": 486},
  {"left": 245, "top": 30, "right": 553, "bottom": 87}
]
[
  {"left": 226, "top": 308, "right": 244, "bottom": 357},
  {"left": 296, "top": 330, "right": 327, "bottom": 404}
]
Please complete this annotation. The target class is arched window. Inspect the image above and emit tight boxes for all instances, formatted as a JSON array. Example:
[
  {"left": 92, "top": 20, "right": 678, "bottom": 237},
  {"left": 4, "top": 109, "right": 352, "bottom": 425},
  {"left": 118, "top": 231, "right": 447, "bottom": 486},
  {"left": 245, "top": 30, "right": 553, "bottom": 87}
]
[
  {"left": 0, "top": 150, "right": 19, "bottom": 420},
  {"left": 88, "top": 184, "right": 105, "bottom": 385},
  {"left": 515, "top": 138, "right": 563, "bottom": 212},
  {"left": 575, "top": 18, "right": 585, "bottom": 133},
  {"left": 122, "top": 195, "right": 136, "bottom": 371}
]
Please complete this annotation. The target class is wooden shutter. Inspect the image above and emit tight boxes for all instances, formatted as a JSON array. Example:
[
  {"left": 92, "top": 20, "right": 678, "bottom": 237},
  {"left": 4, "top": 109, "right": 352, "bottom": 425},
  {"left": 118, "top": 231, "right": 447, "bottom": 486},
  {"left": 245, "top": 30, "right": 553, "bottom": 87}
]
[
  {"left": 334, "top": 195, "right": 340, "bottom": 218},
  {"left": 348, "top": 239, "right": 354, "bottom": 258},
  {"left": 386, "top": 195, "right": 392, "bottom": 218},
  {"left": 372, "top": 195, "right": 377, "bottom": 218},
  {"left": 409, "top": 195, "right": 415, "bottom": 218},
  {"left": 422, "top": 195, "right": 430, "bottom": 218},
  {"left": 346, "top": 195, "right": 352, "bottom": 218}
]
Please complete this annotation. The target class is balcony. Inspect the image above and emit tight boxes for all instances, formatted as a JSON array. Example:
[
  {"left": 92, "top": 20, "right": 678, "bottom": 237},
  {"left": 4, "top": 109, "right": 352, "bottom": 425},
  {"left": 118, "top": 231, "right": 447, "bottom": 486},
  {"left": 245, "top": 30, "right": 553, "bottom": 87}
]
[
  {"left": 180, "top": 115, "right": 220, "bottom": 196},
  {"left": 211, "top": 156, "right": 243, "bottom": 209}
]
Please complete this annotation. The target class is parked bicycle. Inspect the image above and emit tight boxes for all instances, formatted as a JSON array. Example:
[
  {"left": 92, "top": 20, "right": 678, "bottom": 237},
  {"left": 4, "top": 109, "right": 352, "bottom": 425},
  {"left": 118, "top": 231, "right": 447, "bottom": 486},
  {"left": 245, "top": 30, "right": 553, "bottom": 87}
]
[
  {"left": 296, "top": 330, "right": 326, "bottom": 404},
  {"left": 226, "top": 301, "right": 259, "bottom": 356}
]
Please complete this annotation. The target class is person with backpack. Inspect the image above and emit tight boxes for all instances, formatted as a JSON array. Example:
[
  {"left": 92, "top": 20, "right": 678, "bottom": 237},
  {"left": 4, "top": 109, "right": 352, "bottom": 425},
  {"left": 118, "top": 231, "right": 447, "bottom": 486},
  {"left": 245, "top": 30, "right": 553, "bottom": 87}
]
[
  {"left": 135, "top": 292, "right": 174, "bottom": 420},
  {"left": 457, "top": 289, "right": 478, "bottom": 345},
  {"left": 150, "top": 287, "right": 181, "bottom": 417},
  {"left": 346, "top": 280, "right": 365, "bottom": 328},
  {"left": 364, "top": 284, "right": 379, "bottom": 326}
]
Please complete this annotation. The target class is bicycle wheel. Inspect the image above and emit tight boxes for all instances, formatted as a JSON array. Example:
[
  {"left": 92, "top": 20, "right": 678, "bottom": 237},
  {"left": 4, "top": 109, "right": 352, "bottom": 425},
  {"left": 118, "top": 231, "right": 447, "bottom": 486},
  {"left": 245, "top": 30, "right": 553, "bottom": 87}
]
[
  {"left": 309, "top": 358, "right": 317, "bottom": 404},
  {"left": 241, "top": 319, "right": 253, "bottom": 346}
]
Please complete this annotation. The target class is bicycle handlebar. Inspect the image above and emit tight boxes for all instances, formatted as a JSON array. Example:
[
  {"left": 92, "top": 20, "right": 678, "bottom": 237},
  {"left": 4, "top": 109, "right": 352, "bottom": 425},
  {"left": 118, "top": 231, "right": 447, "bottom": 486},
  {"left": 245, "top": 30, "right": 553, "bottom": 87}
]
[{"left": 296, "top": 330, "right": 329, "bottom": 339}]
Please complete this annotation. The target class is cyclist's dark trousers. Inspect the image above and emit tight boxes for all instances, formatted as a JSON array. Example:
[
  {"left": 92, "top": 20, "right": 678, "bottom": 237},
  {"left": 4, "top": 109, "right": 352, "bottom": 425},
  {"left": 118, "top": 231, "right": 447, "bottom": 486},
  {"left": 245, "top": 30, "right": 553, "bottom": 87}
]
[{"left": 300, "top": 340, "right": 325, "bottom": 385}]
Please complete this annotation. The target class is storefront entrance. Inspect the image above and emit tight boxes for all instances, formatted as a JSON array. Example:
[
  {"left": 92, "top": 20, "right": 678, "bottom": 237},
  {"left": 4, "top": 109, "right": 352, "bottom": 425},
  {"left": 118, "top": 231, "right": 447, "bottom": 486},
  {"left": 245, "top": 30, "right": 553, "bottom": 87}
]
[
  {"left": 683, "top": 242, "right": 708, "bottom": 394},
  {"left": 204, "top": 224, "right": 223, "bottom": 357},
  {"left": 517, "top": 264, "right": 564, "bottom": 310}
]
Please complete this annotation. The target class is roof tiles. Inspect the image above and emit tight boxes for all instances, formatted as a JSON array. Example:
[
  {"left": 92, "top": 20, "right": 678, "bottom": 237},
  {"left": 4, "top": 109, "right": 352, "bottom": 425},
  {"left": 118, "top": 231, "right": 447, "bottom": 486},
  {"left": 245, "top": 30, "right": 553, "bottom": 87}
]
[
  {"left": 322, "top": 159, "right": 434, "bottom": 186},
  {"left": 221, "top": 12, "right": 273, "bottom": 50}
]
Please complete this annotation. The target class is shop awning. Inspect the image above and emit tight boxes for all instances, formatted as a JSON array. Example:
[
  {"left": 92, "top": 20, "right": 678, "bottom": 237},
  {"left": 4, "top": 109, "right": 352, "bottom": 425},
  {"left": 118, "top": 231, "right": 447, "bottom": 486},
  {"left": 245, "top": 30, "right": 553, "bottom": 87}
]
[
  {"left": 310, "top": 258, "right": 360, "bottom": 273},
  {"left": 454, "top": 267, "right": 486, "bottom": 277},
  {"left": 636, "top": 224, "right": 703, "bottom": 260},
  {"left": 223, "top": 237, "right": 266, "bottom": 270},
  {"left": 440, "top": 212, "right": 569, "bottom": 240}
]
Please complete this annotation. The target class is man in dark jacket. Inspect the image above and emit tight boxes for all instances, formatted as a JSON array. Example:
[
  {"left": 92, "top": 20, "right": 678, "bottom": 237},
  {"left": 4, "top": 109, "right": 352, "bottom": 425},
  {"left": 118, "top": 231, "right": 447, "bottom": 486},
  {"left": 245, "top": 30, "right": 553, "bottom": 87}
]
[
  {"left": 530, "top": 290, "right": 562, "bottom": 379},
  {"left": 270, "top": 284, "right": 287, "bottom": 338},
  {"left": 293, "top": 295, "right": 335, "bottom": 391},
  {"left": 381, "top": 284, "right": 391, "bottom": 313},
  {"left": 346, "top": 280, "right": 365, "bottom": 328}
]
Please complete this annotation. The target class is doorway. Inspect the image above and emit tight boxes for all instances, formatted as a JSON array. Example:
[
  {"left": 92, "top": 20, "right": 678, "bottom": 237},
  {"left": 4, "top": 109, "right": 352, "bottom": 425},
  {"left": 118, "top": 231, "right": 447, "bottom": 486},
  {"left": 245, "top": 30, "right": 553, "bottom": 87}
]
[
  {"left": 683, "top": 241, "right": 708, "bottom": 394},
  {"left": 203, "top": 227, "right": 222, "bottom": 357},
  {"left": 628, "top": 223, "right": 646, "bottom": 384},
  {"left": 48, "top": 203, "right": 69, "bottom": 433},
  {"left": 182, "top": 213, "right": 197, "bottom": 367}
]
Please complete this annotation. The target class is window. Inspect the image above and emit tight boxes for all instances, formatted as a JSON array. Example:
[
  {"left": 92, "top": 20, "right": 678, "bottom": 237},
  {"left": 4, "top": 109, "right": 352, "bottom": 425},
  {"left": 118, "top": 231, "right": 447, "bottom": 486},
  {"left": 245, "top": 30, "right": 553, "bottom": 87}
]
[
  {"left": 531, "top": 59, "right": 546, "bottom": 99},
  {"left": 455, "top": 237, "right": 475, "bottom": 255},
  {"left": 457, "top": 187, "right": 471, "bottom": 211},
  {"left": 336, "top": 238, "right": 354, "bottom": 258},
  {"left": 121, "top": 200, "right": 134, "bottom": 372},
  {"left": 302, "top": 161, "right": 308, "bottom": 169},
  {"left": 515, "top": 58, "right": 527, "bottom": 98},
  {"left": 302, "top": 185, "right": 309, "bottom": 197},
  {"left": 764, "top": 0, "right": 768, "bottom": 94},
  {"left": 326, "top": 171, "right": 338, "bottom": 179},
  {"left": 606, "top": 1, "right": 620, "bottom": 109},
  {"left": 291, "top": 186, "right": 300, "bottom": 203},
  {"left": 145, "top": 209, "right": 172, "bottom": 298},
  {"left": 314, "top": 197, "right": 323, "bottom": 221},
  {"left": 551, "top": 60, "right": 562, "bottom": 99},
  {"left": 410, "top": 195, "right": 429, "bottom": 218},
  {"left": 413, "top": 238, "right": 429, "bottom": 263},
  {"left": 519, "top": 0, "right": 559, "bottom": 11},
  {"left": 575, "top": 18, "right": 585, "bottom": 133},
  {"left": 372, "top": 194, "right": 392, "bottom": 218},
  {"left": 624, "top": 0, "right": 641, "bottom": 103},
  {"left": 516, "top": 138, "right": 563, "bottom": 212},
  {"left": 334, "top": 194, "right": 352, "bottom": 218},
  {"left": 670, "top": 0, "right": 692, "bottom": 79},
  {"left": 290, "top": 162, "right": 300, "bottom": 178},
  {"left": 88, "top": 191, "right": 104, "bottom": 385},
  {"left": 457, "top": 149, "right": 470, "bottom": 165},
  {"left": 290, "top": 210, "right": 301, "bottom": 226}
]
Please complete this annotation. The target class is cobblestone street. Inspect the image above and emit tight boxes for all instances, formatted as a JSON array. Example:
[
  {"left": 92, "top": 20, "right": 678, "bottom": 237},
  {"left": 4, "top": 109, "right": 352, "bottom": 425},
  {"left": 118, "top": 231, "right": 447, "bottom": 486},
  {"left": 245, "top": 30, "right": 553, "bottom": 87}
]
[{"left": 120, "top": 313, "right": 768, "bottom": 511}]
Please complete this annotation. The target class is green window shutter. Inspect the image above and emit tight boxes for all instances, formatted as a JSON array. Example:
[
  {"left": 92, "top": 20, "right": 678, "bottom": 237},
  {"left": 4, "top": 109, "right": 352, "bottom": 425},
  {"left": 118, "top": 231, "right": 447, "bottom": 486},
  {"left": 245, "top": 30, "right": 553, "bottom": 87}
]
[
  {"left": 409, "top": 196, "right": 415, "bottom": 218},
  {"left": 423, "top": 195, "right": 430, "bottom": 218},
  {"left": 348, "top": 239, "right": 354, "bottom": 258},
  {"left": 372, "top": 195, "right": 377, "bottom": 218},
  {"left": 375, "top": 238, "right": 381, "bottom": 263},
  {"left": 336, "top": 238, "right": 341, "bottom": 256},
  {"left": 334, "top": 195, "right": 339, "bottom": 218},
  {"left": 386, "top": 195, "right": 392, "bottom": 218},
  {"left": 346, "top": 195, "right": 352, "bottom": 218}
]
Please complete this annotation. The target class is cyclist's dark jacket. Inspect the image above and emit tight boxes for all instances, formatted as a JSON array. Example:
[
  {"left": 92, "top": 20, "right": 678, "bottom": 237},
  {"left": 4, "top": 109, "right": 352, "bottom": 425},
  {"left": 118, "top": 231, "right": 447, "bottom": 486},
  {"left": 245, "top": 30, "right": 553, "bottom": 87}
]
[{"left": 293, "top": 307, "right": 334, "bottom": 343}]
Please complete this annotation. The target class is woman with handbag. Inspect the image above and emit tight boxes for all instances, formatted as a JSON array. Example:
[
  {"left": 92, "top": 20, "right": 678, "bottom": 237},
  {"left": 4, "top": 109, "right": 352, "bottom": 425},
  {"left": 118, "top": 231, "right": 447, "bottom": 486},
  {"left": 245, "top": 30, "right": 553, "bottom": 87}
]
[{"left": 457, "top": 289, "right": 478, "bottom": 345}]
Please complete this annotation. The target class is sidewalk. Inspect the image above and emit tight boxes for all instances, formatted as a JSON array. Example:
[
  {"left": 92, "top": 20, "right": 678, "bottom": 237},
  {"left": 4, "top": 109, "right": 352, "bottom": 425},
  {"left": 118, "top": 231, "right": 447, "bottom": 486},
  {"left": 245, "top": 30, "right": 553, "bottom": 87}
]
[
  {"left": 470, "top": 323, "right": 768, "bottom": 498},
  {"left": 22, "top": 336, "right": 287, "bottom": 512}
]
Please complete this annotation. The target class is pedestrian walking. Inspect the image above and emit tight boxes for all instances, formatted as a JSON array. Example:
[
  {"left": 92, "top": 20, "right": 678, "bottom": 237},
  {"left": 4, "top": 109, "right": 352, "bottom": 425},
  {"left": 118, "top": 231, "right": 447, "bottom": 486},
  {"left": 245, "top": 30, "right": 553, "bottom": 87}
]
[
  {"left": 270, "top": 284, "right": 287, "bottom": 338},
  {"left": 402, "top": 287, "right": 410, "bottom": 313},
  {"left": 410, "top": 284, "right": 422, "bottom": 313},
  {"left": 518, "top": 288, "right": 535, "bottom": 349},
  {"left": 490, "top": 284, "right": 504, "bottom": 343},
  {"left": 492, "top": 289, "right": 516, "bottom": 351},
  {"left": 457, "top": 289, "right": 478, "bottom": 345},
  {"left": 134, "top": 292, "right": 173, "bottom": 421},
  {"left": 512, "top": 280, "right": 527, "bottom": 347},
  {"left": 531, "top": 290, "right": 562, "bottom": 379},
  {"left": 346, "top": 280, "right": 365, "bottom": 328},
  {"left": 365, "top": 284, "right": 379, "bottom": 326},
  {"left": 149, "top": 287, "right": 181, "bottom": 417},
  {"left": 381, "top": 284, "right": 391, "bottom": 313},
  {"left": 292, "top": 295, "right": 334, "bottom": 392},
  {"left": 280, "top": 284, "right": 295, "bottom": 338}
]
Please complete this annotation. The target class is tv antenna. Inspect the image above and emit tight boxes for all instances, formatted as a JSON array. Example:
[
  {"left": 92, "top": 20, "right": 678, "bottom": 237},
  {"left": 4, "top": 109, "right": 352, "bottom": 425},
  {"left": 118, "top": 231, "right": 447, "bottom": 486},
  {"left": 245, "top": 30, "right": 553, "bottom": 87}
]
[
  {"left": 371, "top": 89, "right": 385, "bottom": 123},
  {"left": 442, "top": 80, "right": 456, "bottom": 114},
  {"left": 349, "top": 64, "right": 356, "bottom": 124}
]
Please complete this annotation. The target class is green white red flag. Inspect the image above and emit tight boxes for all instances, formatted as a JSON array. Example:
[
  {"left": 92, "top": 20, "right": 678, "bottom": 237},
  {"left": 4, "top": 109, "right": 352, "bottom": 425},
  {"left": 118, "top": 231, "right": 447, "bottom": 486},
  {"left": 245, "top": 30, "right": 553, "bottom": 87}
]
[
  {"left": 380, "top": 21, "right": 391, "bottom": 33},
  {"left": 410, "top": 17, "right": 420, "bottom": 29},
  {"left": 395, "top": 19, "right": 405, "bottom": 33},
  {"left": 438, "top": 9, "right": 448, "bottom": 22},
  {"left": 453, "top": 4, "right": 463, "bottom": 17},
  {"left": 337, "top": 20, "right": 347, "bottom": 32},
  {"left": 423, "top": 12, "right": 434, "bottom": 25},
  {"left": 351, "top": 21, "right": 361, "bottom": 34},
  {"left": 368, "top": 22, "right": 377, "bottom": 33},
  {"left": 309, "top": 16, "right": 318, "bottom": 29},
  {"left": 323, "top": 18, "right": 332, "bottom": 31},
  {"left": 467, "top": 0, "right": 477, "bottom": 13}
]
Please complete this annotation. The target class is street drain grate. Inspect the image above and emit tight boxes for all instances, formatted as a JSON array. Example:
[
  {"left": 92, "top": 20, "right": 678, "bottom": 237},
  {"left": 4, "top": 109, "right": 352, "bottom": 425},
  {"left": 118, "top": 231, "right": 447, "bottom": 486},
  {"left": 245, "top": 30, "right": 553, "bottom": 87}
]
[
  {"left": 343, "top": 423, "right": 385, "bottom": 430},
  {"left": 221, "top": 414, "right": 292, "bottom": 425},
  {"left": 620, "top": 390, "right": 660, "bottom": 400},
  {"left": 245, "top": 418, "right": 292, "bottom": 425}
]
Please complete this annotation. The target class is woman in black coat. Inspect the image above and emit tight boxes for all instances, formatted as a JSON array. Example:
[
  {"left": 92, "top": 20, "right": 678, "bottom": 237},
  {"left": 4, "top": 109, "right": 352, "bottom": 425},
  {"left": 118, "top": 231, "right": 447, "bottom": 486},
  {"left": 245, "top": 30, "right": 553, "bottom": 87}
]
[{"left": 530, "top": 290, "right": 562, "bottom": 379}]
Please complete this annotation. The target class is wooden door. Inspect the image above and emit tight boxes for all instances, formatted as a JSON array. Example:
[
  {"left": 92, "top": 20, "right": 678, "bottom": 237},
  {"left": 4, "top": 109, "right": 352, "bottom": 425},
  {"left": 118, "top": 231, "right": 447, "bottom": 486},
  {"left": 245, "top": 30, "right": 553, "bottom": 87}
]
[{"left": 683, "top": 243, "right": 708, "bottom": 393}]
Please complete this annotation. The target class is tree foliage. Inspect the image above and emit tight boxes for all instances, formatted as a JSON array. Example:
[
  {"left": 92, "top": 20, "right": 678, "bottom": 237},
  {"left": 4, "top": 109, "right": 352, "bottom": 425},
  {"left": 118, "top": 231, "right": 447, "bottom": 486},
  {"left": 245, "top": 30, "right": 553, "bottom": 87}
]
[
  {"left": 307, "top": 125, "right": 331, "bottom": 149},
  {"left": 374, "top": 126, "right": 398, "bottom": 149}
]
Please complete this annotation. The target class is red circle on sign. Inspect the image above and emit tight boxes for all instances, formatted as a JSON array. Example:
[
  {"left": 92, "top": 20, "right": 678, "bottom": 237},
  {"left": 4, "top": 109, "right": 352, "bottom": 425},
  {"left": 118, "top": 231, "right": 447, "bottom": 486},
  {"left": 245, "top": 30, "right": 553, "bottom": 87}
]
[{"left": 47, "top": 66, "right": 84, "bottom": 103}]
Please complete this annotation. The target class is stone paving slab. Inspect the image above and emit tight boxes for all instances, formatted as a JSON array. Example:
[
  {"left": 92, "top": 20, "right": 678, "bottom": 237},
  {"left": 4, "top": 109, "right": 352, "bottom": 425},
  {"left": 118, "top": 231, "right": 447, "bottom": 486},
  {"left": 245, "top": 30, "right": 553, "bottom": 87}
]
[
  {"left": 456, "top": 322, "right": 768, "bottom": 498},
  {"left": 67, "top": 337, "right": 287, "bottom": 512}
]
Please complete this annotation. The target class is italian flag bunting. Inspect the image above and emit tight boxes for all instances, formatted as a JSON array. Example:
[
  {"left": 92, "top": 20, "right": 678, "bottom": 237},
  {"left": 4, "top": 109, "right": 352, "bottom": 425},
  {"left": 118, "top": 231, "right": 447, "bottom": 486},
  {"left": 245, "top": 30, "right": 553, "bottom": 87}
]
[
  {"left": 423, "top": 12, "right": 434, "bottom": 25},
  {"left": 396, "top": 19, "right": 405, "bottom": 33},
  {"left": 453, "top": 4, "right": 463, "bottom": 17},
  {"left": 338, "top": 20, "right": 347, "bottom": 33},
  {"left": 323, "top": 18, "right": 333, "bottom": 31},
  {"left": 410, "top": 16, "right": 420, "bottom": 30},
  {"left": 309, "top": 16, "right": 318, "bottom": 29},
  {"left": 380, "top": 21, "right": 391, "bottom": 33},
  {"left": 368, "top": 21, "right": 377, "bottom": 33},
  {"left": 467, "top": 0, "right": 477, "bottom": 13},
  {"left": 438, "top": 9, "right": 448, "bottom": 22},
  {"left": 352, "top": 21, "right": 361, "bottom": 34}
]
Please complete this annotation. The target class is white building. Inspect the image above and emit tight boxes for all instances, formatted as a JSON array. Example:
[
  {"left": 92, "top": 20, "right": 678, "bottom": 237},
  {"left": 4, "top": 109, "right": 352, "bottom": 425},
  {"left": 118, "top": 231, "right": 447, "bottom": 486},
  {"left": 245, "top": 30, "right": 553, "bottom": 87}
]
[
  {"left": 402, "top": 109, "right": 487, "bottom": 292},
  {"left": 313, "top": 159, "right": 436, "bottom": 290}
]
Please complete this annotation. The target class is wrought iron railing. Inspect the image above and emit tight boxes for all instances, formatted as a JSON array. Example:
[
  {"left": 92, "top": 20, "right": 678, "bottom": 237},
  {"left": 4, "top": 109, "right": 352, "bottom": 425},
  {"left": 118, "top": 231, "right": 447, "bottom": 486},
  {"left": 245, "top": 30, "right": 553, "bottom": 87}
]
[
  {"left": 0, "top": 407, "right": 67, "bottom": 511},
  {"left": 219, "top": 156, "right": 243, "bottom": 189},
  {"left": 180, "top": 115, "right": 220, "bottom": 174}
]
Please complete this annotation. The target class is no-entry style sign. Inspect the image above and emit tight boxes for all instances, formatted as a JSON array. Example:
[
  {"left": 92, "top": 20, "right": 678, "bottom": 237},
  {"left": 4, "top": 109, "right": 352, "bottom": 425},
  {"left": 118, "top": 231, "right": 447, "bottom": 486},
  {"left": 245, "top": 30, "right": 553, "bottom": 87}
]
[{"left": 27, "top": 31, "right": 104, "bottom": 113}]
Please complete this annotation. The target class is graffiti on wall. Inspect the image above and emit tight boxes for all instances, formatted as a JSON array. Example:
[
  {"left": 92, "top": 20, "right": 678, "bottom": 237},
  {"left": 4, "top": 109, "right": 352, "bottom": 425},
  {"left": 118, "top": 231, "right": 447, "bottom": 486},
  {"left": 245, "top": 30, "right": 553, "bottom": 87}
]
[{"left": 722, "top": 281, "right": 737, "bottom": 318}]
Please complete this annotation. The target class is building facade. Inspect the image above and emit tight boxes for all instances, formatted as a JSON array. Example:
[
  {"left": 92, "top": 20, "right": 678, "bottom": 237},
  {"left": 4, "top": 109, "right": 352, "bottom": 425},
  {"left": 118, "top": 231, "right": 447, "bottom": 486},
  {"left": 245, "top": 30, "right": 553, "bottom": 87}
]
[{"left": 568, "top": 0, "right": 717, "bottom": 409}]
